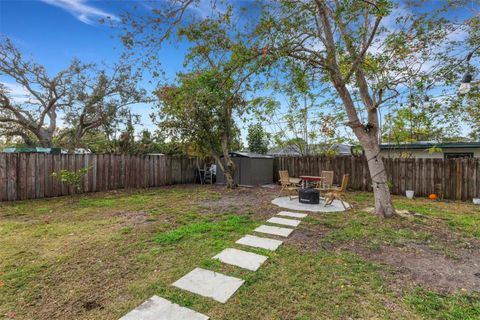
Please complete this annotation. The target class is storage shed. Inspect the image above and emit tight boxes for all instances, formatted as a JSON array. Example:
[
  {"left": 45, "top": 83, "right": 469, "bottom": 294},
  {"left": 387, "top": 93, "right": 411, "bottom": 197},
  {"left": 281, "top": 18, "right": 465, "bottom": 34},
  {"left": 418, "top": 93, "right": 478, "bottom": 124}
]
[{"left": 216, "top": 152, "right": 274, "bottom": 186}]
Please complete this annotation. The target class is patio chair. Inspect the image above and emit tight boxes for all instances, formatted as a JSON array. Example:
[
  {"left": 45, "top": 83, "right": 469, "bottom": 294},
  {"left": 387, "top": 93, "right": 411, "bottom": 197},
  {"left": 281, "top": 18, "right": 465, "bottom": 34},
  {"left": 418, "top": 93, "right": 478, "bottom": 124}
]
[
  {"left": 324, "top": 174, "right": 352, "bottom": 210},
  {"left": 314, "top": 170, "right": 334, "bottom": 195},
  {"left": 278, "top": 170, "right": 300, "bottom": 200}
]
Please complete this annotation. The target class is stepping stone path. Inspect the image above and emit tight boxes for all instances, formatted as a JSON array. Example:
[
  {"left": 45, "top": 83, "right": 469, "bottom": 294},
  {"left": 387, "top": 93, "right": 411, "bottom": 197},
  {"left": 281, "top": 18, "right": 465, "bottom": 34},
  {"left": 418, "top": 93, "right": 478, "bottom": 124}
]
[
  {"left": 254, "top": 224, "right": 294, "bottom": 237},
  {"left": 277, "top": 211, "right": 308, "bottom": 219},
  {"left": 236, "top": 234, "right": 283, "bottom": 251},
  {"left": 213, "top": 248, "right": 268, "bottom": 271},
  {"left": 120, "top": 209, "right": 307, "bottom": 319},
  {"left": 173, "top": 268, "right": 245, "bottom": 303},
  {"left": 267, "top": 216, "right": 301, "bottom": 227},
  {"left": 120, "top": 295, "right": 209, "bottom": 320}
]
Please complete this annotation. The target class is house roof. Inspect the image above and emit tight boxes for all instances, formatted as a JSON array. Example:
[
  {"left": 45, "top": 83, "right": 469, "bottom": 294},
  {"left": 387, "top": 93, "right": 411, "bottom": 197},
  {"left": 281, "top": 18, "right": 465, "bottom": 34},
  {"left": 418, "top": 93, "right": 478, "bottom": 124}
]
[
  {"left": 267, "top": 144, "right": 352, "bottom": 156},
  {"left": 380, "top": 142, "right": 480, "bottom": 150},
  {"left": 267, "top": 145, "right": 302, "bottom": 156}
]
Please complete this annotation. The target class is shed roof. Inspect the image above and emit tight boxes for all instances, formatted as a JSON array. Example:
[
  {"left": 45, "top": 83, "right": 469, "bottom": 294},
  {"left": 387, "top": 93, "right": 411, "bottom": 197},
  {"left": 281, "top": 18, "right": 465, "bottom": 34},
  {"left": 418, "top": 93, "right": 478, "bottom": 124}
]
[
  {"left": 228, "top": 151, "right": 273, "bottom": 159},
  {"left": 380, "top": 142, "right": 480, "bottom": 150}
]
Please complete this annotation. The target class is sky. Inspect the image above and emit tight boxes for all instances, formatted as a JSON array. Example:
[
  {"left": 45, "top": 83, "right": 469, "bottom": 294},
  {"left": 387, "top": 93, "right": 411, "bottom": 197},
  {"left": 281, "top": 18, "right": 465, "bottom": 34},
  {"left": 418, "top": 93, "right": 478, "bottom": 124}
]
[
  {"left": 0, "top": 0, "right": 184, "bottom": 133},
  {"left": 0, "top": 0, "right": 478, "bottom": 145}
]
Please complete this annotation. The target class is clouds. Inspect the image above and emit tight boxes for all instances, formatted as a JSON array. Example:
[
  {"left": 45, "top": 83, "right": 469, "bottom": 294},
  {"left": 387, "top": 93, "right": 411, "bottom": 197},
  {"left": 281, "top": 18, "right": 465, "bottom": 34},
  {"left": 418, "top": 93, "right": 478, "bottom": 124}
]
[
  {"left": 1, "top": 82, "right": 32, "bottom": 104},
  {"left": 40, "top": 0, "right": 119, "bottom": 25}
]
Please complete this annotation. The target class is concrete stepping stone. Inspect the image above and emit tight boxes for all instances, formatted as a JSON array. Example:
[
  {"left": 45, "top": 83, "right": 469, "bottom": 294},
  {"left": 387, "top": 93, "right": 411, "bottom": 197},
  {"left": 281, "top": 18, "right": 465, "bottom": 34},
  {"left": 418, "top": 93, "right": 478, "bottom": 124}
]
[
  {"left": 277, "top": 211, "right": 308, "bottom": 219},
  {"left": 236, "top": 235, "right": 283, "bottom": 251},
  {"left": 120, "top": 295, "right": 209, "bottom": 320},
  {"left": 267, "top": 217, "right": 301, "bottom": 227},
  {"left": 254, "top": 225, "right": 294, "bottom": 237},
  {"left": 172, "top": 268, "right": 244, "bottom": 303},
  {"left": 213, "top": 248, "right": 267, "bottom": 271}
]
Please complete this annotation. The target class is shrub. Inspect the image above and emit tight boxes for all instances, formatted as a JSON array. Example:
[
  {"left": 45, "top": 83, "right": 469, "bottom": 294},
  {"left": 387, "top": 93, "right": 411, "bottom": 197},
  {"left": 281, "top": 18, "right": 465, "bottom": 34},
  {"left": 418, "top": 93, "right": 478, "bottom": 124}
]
[{"left": 51, "top": 166, "right": 91, "bottom": 192}]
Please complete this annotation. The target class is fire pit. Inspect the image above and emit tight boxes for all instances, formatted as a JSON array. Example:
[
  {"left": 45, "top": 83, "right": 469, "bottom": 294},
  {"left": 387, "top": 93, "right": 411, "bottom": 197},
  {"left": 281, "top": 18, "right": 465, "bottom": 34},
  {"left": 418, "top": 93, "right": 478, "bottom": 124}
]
[{"left": 298, "top": 188, "right": 320, "bottom": 204}]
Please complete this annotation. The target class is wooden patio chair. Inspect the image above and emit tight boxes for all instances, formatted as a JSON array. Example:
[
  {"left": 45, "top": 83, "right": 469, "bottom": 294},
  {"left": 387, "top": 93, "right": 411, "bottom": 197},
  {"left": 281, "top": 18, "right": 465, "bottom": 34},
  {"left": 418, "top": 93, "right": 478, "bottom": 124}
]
[
  {"left": 278, "top": 170, "right": 300, "bottom": 200},
  {"left": 324, "top": 174, "right": 352, "bottom": 210},
  {"left": 314, "top": 170, "right": 334, "bottom": 195}
]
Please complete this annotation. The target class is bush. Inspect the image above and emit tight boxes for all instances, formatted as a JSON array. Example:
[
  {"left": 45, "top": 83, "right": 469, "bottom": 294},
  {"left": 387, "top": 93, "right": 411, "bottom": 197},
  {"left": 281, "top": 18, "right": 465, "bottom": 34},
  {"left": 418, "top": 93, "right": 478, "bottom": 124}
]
[{"left": 51, "top": 166, "right": 91, "bottom": 192}]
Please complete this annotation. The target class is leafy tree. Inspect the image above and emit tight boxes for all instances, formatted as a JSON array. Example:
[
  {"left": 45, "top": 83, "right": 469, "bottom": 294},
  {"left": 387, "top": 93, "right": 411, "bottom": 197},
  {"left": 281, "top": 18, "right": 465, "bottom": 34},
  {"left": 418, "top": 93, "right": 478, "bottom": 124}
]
[
  {"left": 247, "top": 123, "right": 270, "bottom": 154},
  {"left": 136, "top": 130, "right": 158, "bottom": 154},
  {"left": 60, "top": 63, "right": 146, "bottom": 150},
  {"left": 382, "top": 97, "right": 460, "bottom": 144},
  {"left": 122, "top": 1, "right": 474, "bottom": 216},
  {"left": 0, "top": 39, "right": 79, "bottom": 147},
  {"left": 249, "top": 0, "right": 473, "bottom": 217},
  {"left": 156, "top": 70, "right": 244, "bottom": 187},
  {"left": 464, "top": 92, "right": 480, "bottom": 140},
  {"left": 0, "top": 37, "right": 145, "bottom": 149},
  {"left": 117, "top": 113, "right": 136, "bottom": 154},
  {"left": 265, "top": 65, "right": 348, "bottom": 155},
  {"left": 123, "top": 6, "right": 269, "bottom": 188}
]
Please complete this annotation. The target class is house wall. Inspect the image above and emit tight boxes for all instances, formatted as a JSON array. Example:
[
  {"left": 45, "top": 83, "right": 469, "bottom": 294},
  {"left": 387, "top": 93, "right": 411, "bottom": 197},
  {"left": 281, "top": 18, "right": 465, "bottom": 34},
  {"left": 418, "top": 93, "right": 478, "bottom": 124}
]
[{"left": 380, "top": 147, "right": 480, "bottom": 159}]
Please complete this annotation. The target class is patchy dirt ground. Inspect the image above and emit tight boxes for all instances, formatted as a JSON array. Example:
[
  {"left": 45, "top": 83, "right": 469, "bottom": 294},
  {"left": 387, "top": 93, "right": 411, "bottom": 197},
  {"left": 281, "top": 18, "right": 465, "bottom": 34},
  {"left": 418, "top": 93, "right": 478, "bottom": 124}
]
[
  {"left": 356, "top": 243, "right": 480, "bottom": 293},
  {"left": 197, "top": 185, "right": 480, "bottom": 295},
  {"left": 1, "top": 184, "right": 479, "bottom": 319},
  {"left": 198, "top": 185, "right": 280, "bottom": 217}
]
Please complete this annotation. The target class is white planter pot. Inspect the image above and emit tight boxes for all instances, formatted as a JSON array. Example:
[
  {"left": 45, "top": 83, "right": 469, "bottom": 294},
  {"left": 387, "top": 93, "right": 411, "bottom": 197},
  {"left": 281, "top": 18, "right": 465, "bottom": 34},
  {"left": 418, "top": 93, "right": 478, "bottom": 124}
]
[
  {"left": 473, "top": 198, "right": 480, "bottom": 205},
  {"left": 406, "top": 190, "right": 415, "bottom": 199}
]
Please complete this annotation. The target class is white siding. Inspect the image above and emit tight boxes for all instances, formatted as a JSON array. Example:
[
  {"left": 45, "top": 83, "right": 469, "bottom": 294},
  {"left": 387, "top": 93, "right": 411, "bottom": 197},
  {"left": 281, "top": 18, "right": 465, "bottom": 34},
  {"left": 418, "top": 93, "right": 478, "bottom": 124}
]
[{"left": 380, "top": 147, "right": 480, "bottom": 159}]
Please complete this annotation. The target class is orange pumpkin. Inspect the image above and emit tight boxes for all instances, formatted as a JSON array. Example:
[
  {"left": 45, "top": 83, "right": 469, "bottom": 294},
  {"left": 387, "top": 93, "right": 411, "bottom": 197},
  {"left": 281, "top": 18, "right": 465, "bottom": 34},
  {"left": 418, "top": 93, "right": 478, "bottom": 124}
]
[{"left": 428, "top": 193, "right": 438, "bottom": 200}]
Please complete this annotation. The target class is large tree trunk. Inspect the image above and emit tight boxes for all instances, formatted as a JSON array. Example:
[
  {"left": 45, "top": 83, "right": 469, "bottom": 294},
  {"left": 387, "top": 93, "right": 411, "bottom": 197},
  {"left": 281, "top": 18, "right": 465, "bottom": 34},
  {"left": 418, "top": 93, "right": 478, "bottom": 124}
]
[
  {"left": 356, "top": 130, "right": 395, "bottom": 218},
  {"left": 221, "top": 149, "right": 237, "bottom": 189},
  {"left": 36, "top": 130, "right": 53, "bottom": 148},
  {"left": 213, "top": 152, "right": 237, "bottom": 189}
]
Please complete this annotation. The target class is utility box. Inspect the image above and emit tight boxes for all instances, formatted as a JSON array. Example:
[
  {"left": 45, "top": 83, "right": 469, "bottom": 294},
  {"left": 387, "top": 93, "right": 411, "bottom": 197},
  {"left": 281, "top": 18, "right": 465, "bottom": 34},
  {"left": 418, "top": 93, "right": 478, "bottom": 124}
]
[{"left": 216, "top": 152, "right": 274, "bottom": 186}]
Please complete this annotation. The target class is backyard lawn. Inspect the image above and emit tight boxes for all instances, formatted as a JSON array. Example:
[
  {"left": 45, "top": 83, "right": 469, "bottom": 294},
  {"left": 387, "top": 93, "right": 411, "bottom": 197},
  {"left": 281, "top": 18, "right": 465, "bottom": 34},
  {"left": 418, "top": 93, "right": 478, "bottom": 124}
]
[{"left": 1, "top": 185, "right": 479, "bottom": 319}]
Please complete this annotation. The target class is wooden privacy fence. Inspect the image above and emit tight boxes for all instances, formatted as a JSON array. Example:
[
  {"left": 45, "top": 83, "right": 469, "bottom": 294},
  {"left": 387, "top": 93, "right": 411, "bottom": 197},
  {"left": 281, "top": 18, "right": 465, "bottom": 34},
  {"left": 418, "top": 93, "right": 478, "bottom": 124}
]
[
  {"left": 0, "top": 154, "right": 202, "bottom": 202},
  {"left": 274, "top": 156, "right": 480, "bottom": 201}
]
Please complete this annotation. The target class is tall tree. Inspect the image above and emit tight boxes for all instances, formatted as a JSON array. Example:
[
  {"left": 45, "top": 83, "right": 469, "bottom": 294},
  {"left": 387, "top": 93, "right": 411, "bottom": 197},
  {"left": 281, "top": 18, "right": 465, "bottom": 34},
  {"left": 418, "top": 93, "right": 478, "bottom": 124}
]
[
  {"left": 382, "top": 96, "right": 460, "bottom": 144},
  {"left": 0, "top": 37, "right": 145, "bottom": 149},
  {"left": 122, "top": 1, "right": 473, "bottom": 215},
  {"left": 252, "top": 0, "right": 472, "bottom": 217},
  {"left": 156, "top": 69, "right": 244, "bottom": 188},
  {"left": 267, "top": 66, "right": 348, "bottom": 155},
  {"left": 123, "top": 5, "right": 269, "bottom": 188},
  {"left": 247, "top": 123, "right": 270, "bottom": 154},
  {"left": 0, "top": 38, "right": 78, "bottom": 147},
  {"left": 60, "top": 63, "right": 146, "bottom": 150}
]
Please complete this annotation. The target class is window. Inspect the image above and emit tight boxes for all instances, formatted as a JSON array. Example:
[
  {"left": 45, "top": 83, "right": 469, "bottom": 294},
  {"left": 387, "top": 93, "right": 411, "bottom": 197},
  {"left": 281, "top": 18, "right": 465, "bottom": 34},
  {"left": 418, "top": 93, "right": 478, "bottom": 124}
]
[{"left": 444, "top": 152, "right": 474, "bottom": 159}]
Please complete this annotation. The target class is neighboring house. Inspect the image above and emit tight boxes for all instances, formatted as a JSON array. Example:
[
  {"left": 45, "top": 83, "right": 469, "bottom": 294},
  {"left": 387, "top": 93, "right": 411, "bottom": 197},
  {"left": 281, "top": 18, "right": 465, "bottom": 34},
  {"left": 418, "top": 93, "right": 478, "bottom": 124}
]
[
  {"left": 380, "top": 142, "right": 480, "bottom": 159},
  {"left": 267, "top": 144, "right": 353, "bottom": 156}
]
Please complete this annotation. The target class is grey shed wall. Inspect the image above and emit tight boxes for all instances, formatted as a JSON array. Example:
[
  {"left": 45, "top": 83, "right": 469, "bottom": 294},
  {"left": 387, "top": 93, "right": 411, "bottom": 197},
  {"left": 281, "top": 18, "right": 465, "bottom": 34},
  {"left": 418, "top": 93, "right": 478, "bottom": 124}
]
[{"left": 216, "top": 156, "right": 273, "bottom": 186}]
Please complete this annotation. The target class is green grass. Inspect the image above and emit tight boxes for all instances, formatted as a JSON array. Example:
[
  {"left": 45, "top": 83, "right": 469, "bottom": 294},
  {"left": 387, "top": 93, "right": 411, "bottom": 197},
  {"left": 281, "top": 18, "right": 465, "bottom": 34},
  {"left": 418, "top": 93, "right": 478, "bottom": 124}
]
[
  {"left": 155, "top": 215, "right": 256, "bottom": 244},
  {"left": 1, "top": 187, "right": 479, "bottom": 319},
  {"left": 405, "top": 288, "right": 480, "bottom": 320},
  {"left": 318, "top": 211, "right": 432, "bottom": 247},
  {"left": 393, "top": 200, "right": 480, "bottom": 237}
]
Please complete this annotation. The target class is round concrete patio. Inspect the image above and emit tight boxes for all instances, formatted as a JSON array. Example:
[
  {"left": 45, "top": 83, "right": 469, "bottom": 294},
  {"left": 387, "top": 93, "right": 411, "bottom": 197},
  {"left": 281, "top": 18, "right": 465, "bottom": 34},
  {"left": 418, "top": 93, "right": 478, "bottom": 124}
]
[{"left": 271, "top": 196, "right": 349, "bottom": 212}]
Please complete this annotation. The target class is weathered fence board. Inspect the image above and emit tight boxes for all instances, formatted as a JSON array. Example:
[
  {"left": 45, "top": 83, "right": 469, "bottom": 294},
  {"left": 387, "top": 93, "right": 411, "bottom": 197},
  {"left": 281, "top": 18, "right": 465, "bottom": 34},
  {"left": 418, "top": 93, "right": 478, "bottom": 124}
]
[
  {"left": 274, "top": 156, "right": 480, "bottom": 201},
  {"left": 2, "top": 153, "right": 479, "bottom": 202},
  {"left": 0, "top": 154, "right": 201, "bottom": 201}
]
